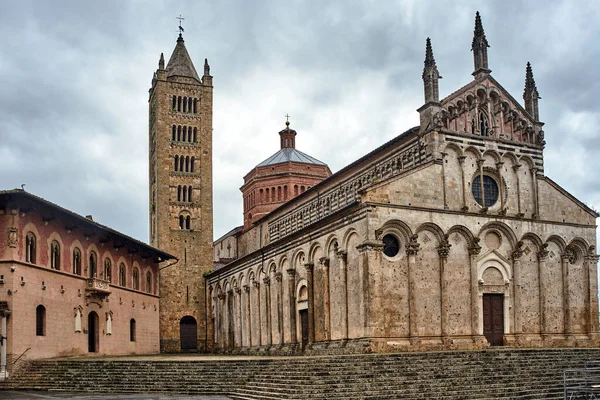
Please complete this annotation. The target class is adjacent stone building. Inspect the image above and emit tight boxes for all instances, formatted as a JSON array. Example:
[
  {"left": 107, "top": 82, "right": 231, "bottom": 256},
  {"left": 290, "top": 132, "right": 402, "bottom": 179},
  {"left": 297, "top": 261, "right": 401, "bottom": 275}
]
[
  {"left": 0, "top": 190, "right": 174, "bottom": 361},
  {"left": 205, "top": 13, "right": 599, "bottom": 354},
  {"left": 148, "top": 33, "right": 214, "bottom": 352}
]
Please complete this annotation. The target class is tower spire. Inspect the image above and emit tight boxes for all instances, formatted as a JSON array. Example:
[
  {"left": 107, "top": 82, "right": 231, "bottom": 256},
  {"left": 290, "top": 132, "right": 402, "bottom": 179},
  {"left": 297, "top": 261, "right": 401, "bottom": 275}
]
[
  {"left": 422, "top": 37, "right": 442, "bottom": 104},
  {"left": 159, "top": 53, "right": 165, "bottom": 70},
  {"left": 471, "top": 11, "right": 491, "bottom": 78},
  {"left": 523, "top": 62, "right": 541, "bottom": 121}
]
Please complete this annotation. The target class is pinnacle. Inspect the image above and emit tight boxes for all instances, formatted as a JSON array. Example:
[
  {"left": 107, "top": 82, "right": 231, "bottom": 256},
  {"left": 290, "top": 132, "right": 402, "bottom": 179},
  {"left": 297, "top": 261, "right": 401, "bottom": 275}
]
[
  {"left": 425, "top": 37, "right": 435, "bottom": 65},
  {"left": 472, "top": 11, "right": 490, "bottom": 49},
  {"left": 524, "top": 62, "right": 539, "bottom": 98}
]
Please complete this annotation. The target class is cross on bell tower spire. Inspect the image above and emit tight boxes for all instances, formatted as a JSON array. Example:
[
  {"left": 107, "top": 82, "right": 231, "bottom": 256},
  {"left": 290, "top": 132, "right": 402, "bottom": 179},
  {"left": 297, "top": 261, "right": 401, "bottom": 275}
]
[{"left": 471, "top": 11, "right": 491, "bottom": 79}]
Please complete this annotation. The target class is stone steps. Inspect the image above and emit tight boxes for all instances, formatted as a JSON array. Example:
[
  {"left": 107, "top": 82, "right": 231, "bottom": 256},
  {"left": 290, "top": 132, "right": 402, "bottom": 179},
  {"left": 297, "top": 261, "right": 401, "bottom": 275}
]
[{"left": 1, "top": 348, "right": 598, "bottom": 399}]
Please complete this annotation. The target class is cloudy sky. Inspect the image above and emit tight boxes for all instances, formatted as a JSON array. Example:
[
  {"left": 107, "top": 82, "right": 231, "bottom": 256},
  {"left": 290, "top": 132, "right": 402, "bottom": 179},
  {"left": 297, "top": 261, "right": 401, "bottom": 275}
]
[{"left": 1, "top": 0, "right": 599, "bottom": 244}]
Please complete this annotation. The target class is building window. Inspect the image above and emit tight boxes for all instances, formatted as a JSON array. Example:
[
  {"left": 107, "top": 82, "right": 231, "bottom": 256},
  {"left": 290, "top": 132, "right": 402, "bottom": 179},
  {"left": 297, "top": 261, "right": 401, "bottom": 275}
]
[
  {"left": 188, "top": 186, "right": 193, "bottom": 202},
  {"left": 382, "top": 234, "right": 400, "bottom": 258},
  {"left": 172, "top": 95, "right": 176, "bottom": 111},
  {"left": 25, "top": 232, "right": 36, "bottom": 263},
  {"left": 183, "top": 186, "right": 188, "bottom": 202},
  {"left": 172, "top": 125, "right": 176, "bottom": 141},
  {"left": 193, "top": 98, "right": 198, "bottom": 114},
  {"left": 130, "top": 319, "right": 136, "bottom": 342},
  {"left": 180, "top": 156, "right": 184, "bottom": 172},
  {"left": 186, "top": 216, "right": 191, "bottom": 230},
  {"left": 177, "top": 125, "right": 182, "bottom": 141},
  {"left": 36, "top": 305, "right": 46, "bottom": 336},
  {"left": 146, "top": 271, "right": 152, "bottom": 294},
  {"left": 179, "top": 215, "right": 184, "bottom": 229},
  {"left": 479, "top": 111, "right": 490, "bottom": 136},
  {"left": 472, "top": 175, "right": 499, "bottom": 207},
  {"left": 193, "top": 127, "right": 197, "bottom": 142},
  {"left": 190, "top": 157, "right": 195, "bottom": 173},
  {"left": 119, "top": 263, "right": 126, "bottom": 286},
  {"left": 177, "top": 96, "right": 182, "bottom": 112},
  {"left": 89, "top": 251, "right": 97, "bottom": 278},
  {"left": 50, "top": 240, "right": 60, "bottom": 270},
  {"left": 104, "top": 258, "right": 112, "bottom": 283},
  {"left": 73, "top": 248, "right": 82, "bottom": 275},
  {"left": 133, "top": 268, "right": 139, "bottom": 290},
  {"left": 174, "top": 155, "right": 179, "bottom": 171}
]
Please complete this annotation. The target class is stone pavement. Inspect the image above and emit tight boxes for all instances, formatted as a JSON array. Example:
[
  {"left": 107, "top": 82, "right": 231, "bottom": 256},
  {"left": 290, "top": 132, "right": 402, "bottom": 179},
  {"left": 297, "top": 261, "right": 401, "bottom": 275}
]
[{"left": 0, "top": 391, "right": 231, "bottom": 400}]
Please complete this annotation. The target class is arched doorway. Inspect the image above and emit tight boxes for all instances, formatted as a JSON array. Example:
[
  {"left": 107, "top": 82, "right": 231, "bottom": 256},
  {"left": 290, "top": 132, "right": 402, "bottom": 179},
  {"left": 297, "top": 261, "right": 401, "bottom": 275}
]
[
  {"left": 180, "top": 316, "right": 197, "bottom": 351},
  {"left": 88, "top": 311, "right": 99, "bottom": 352},
  {"left": 296, "top": 284, "right": 309, "bottom": 350}
]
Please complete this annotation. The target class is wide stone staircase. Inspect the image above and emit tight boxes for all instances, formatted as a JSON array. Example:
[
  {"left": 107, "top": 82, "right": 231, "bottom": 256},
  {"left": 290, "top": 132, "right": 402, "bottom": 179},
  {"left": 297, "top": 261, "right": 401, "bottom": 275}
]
[{"left": 2, "top": 348, "right": 600, "bottom": 399}]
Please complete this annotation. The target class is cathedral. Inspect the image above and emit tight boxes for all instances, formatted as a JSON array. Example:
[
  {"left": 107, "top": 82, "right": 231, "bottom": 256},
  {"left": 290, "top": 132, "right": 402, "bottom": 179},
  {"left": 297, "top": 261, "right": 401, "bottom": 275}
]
[{"left": 205, "top": 12, "right": 599, "bottom": 353}]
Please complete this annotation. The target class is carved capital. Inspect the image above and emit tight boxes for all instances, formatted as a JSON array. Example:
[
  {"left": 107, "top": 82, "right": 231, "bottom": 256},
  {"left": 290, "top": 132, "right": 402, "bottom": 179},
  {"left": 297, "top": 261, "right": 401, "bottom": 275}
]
[
  {"left": 227, "top": 289, "right": 234, "bottom": 296},
  {"left": 235, "top": 288, "right": 242, "bottom": 295},
  {"left": 304, "top": 262, "right": 314, "bottom": 272},
  {"left": 512, "top": 241, "right": 525, "bottom": 261},
  {"left": 275, "top": 272, "right": 283, "bottom": 282},
  {"left": 495, "top": 161, "right": 504, "bottom": 169},
  {"left": 537, "top": 243, "right": 549, "bottom": 261},
  {"left": 243, "top": 285, "right": 250, "bottom": 293},
  {"left": 406, "top": 234, "right": 420, "bottom": 256},
  {"left": 437, "top": 234, "right": 452, "bottom": 259},
  {"left": 319, "top": 257, "right": 330, "bottom": 268},
  {"left": 263, "top": 277, "right": 271, "bottom": 286},
  {"left": 356, "top": 241, "right": 384, "bottom": 254},
  {"left": 512, "top": 164, "right": 522, "bottom": 172},
  {"left": 476, "top": 159, "right": 485, "bottom": 167},
  {"left": 336, "top": 250, "right": 347, "bottom": 262},
  {"left": 217, "top": 293, "right": 226, "bottom": 300},
  {"left": 286, "top": 268, "right": 296, "bottom": 277},
  {"left": 252, "top": 280, "right": 260, "bottom": 289},
  {"left": 563, "top": 246, "right": 577, "bottom": 264},
  {"left": 457, "top": 155, "right": 466, "bottom": 164}
]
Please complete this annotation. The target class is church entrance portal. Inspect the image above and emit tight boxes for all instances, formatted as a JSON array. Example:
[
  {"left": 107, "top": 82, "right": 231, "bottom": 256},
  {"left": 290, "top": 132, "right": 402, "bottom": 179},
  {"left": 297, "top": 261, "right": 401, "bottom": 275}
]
[
  {"left": 299, "top": 309, "right": 309, "bottom": 349},
  {"left": 483, "top": 294, "right": 504, "bottom": 346},
  {"left": 180, "top": 316, "right": 197, "bottom": 351},
  {"left": 88, "top": 311, "right": 99, "bottom": 353}
]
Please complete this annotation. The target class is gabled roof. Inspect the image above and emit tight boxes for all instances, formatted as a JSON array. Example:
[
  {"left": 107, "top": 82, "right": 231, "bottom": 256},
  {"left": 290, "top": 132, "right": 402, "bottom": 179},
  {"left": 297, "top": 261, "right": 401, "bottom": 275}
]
[
  {"left": 257, "top": 148, "right": 327, "bottom": 167},
  {"left": 0, "top": 189, "right": 176, "bottom": 262},
  {"left": 165, "top": 34, "right": 201, "bottom": 82}
]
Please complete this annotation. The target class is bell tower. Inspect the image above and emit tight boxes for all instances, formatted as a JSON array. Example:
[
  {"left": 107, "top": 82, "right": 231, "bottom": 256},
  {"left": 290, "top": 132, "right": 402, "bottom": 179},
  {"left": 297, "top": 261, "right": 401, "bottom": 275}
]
[{"left": 148, "top": 31, "right": 213, "bottom": 352}]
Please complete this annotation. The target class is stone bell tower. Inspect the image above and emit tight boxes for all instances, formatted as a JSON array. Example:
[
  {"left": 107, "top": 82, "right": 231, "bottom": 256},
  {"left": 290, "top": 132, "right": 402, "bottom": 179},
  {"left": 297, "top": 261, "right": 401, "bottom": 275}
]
[{"left": 148, "top": 32, "right": 213, "bottom": 352}]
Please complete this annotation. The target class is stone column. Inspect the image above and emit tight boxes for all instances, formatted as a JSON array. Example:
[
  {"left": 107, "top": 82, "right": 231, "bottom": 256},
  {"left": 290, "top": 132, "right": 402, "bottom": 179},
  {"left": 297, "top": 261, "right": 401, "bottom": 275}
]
[
  {"left": 263, "top": 277, "right": 272, "bottom": 347},
  {"left": 531, "top": 167, "right": 539, "bottom": 218},
  {"left": 217, "top": 293, "right": 226, "bottom": 350},
  {"left": 538, "top": 245, "right": 549, "bottom": 337},
  {"left": 513, "top": 164, "right": 523, "bottom": 217},
  {"left": 253, "top": 280, "right": 262, "bottom": 347},
  {"left": 275, "top": 272, "right": 284, "bottom": 346},
  {"left": 458, "top": 156, "right": 468, "bottom": 211},
  {"left": 496, "top": 161, "right": 505, "bottom": 213},
  {"left": 304, "top": 263, "right": 315, "bottom": 343},
  {"left": 477, "top": 159, "right": 486, "bottom": 210},
  {"left": 227, "top": 289, "right": 234, "bottom": 350},
  {"left": 440, "top": 152, "right": 448, "bottom": 208},
  {"left": 561, "top": 251, "right": 572, "bottom": 337},
  {"left": 286, "top": 268, "right": 297, "bottom": 344},
  {"left": 438, "top": 236, "right": 451, "bottom": 341},
  {"left": 207, "top": 293, "right": 215, "bottom": 351},
  {"left": 337, "top": 250, "right": 349, "bottom": 340},
  {"left": 586, "top": 252, "right": 599, "bottom": 338},
  {"left": 235, "top": 287, "right": 242, "bottom": 348},
  {"left": 469, "top": 240, "right": 482, "bottom": 341},
  {"left": 512, "top": 243, "right": 524, "bottom": 337},
  {"left": 356, "top": 241, "right": 384, "bottom": 338},
  {"left": 406, "top": 235, "right": 420, "bottom": 341},
  {"left": 243, "top": 285, "right": 252, "bottom": 347},
  {"left": 319, "top": 257, "right": 331, "bottom": 340}
]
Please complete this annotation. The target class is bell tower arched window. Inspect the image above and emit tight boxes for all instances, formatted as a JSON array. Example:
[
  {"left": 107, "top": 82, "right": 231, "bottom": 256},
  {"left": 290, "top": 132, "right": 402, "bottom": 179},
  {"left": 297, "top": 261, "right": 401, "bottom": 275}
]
[
  {"left": 479, "top": 111, "right": 490, "bottom": 136},
  {"left": 25, "top": 232, "right": 36, "bottom": 263}
]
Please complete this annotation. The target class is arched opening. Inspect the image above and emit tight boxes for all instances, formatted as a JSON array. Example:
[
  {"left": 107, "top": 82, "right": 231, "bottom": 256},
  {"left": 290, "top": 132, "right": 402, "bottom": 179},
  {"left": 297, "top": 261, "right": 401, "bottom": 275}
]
[
  {"left": 182, "top": 186, "right": 188, "bottom": 202},
  {"left": 174, "top": 155, "right": 179, "bottom": 171},
  {"left": 119, "top": 263, "right": 126, "bottom": 286},
  {"left": 104, "top": 258, "right": 112, "bottom": 283},
  {"left": 297, "top": 284, "right": 309, "bottom": 350},
  {"left": 89, "top": 251, "right": 97, "bottom": 278},
  {"left": 183, "top": 126, "right": 187, "bottom": 142},
  {"left": 180, "top": 316, "right": 198, "bottom": 351},
  {"left": 177, "top": 185, "right": 182, "bottom": 201},
  {"left": 172, "top": 125, "right": 176, "bottom": 141},
  {"left": 193, "top": 98, "right": 197, "bottom": 113},
  {"left": 188, "top": 126, "right": 193, "bottom": 142},
  {"left": 130, "top": 318, "right": 136, "bottom": 342},
  {"left": 177, "top": 96, "right": 182, "bottom": 112},
  {"left": 36, "top": 305, "right": 46, "bottom": 336},
  {"left": 190, "top": 157, "right": 195, "bottom": 173},
  {"left": 146, "top": 271, "right": 152, "bottom": 293},
  {"left": 88, "top": 311, "right": 99, "bottom": 352},
  {"left": 185, "top": 156, "right": 190, "bottom": 172},
  {"left": 188, "top": 186, "right": 193, "bottom": 202},
  {"left": 179, "top": 215, "right": 184, "bottom": 229},
  {"left": 183, "top": 97, "right": 187, "bottom": 113},
  {"left": 172, "top": 95, "right": 176, "bottom": 110},
  {"left": 50, "top": 240, "right": 60, "bottom": 270},
  {"left": 179, "top": 156, "right": 184, "bottom": 172},
  {"left": 177, "top": 125, "right": 181, "bottom": 141},
  {"left": 185, "top": 216, "right": 191, "bottom": 230},
  {"left": 26, "top": 232, "right": 36, "bottom": 263},
  {"left": 73, "top": 248, "right": 81, "bottom": 275},
  {"left": 193, "top": 127, "right": 197, "bottom": 143},
  {"left": 133, "top": 268, "right": 139, "bottom": 290}
]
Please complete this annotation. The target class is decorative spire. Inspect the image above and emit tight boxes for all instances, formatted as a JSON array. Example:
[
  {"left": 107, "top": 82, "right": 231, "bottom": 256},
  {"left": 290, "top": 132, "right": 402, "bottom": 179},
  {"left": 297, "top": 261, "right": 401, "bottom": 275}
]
[
  {"left": 204, "top": 58, "right": 210, "bottom": 76},
  {"left": 471, "top": 11, "right": 491, "bottom": 78},
  {"left": 422, "top": 38, "right": 441, "bottom": 104},
  {"left": 165, "top": 32, "right": 201, "bottom": 82},
  {"left": 159, "top": 53, "right": 165, "bottom": 70},
  {"left": 523, "top": 62, "right": 541, "bottom": 121}
]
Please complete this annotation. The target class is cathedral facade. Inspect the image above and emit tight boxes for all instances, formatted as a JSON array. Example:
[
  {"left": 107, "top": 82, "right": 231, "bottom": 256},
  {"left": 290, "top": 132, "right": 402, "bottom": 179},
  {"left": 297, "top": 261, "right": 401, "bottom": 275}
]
[{"left": 206, "top": 13, "right": 599, "bottom": 354}]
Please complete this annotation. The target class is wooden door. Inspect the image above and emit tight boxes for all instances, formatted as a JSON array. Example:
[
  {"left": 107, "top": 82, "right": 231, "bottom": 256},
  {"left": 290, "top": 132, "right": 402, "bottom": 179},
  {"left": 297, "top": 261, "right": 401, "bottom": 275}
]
[
  {"left": 299, "top": 309, "right": 309, "bottom": 349},
  {"left": 483, "top": 294, "right": 504, "bottom": 346},
  {"left": 180, "top": 316, "right": 198, "bottom": 351}
]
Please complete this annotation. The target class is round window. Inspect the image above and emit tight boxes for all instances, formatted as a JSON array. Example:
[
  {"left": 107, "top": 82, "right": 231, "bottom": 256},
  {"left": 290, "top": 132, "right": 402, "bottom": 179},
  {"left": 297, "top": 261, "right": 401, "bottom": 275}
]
[
  {"left": 382, "top": 234, "right": 400, "bottom": 257},
  {"left": 472, "top": 175, "right": 499, "bottom": 207}
]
